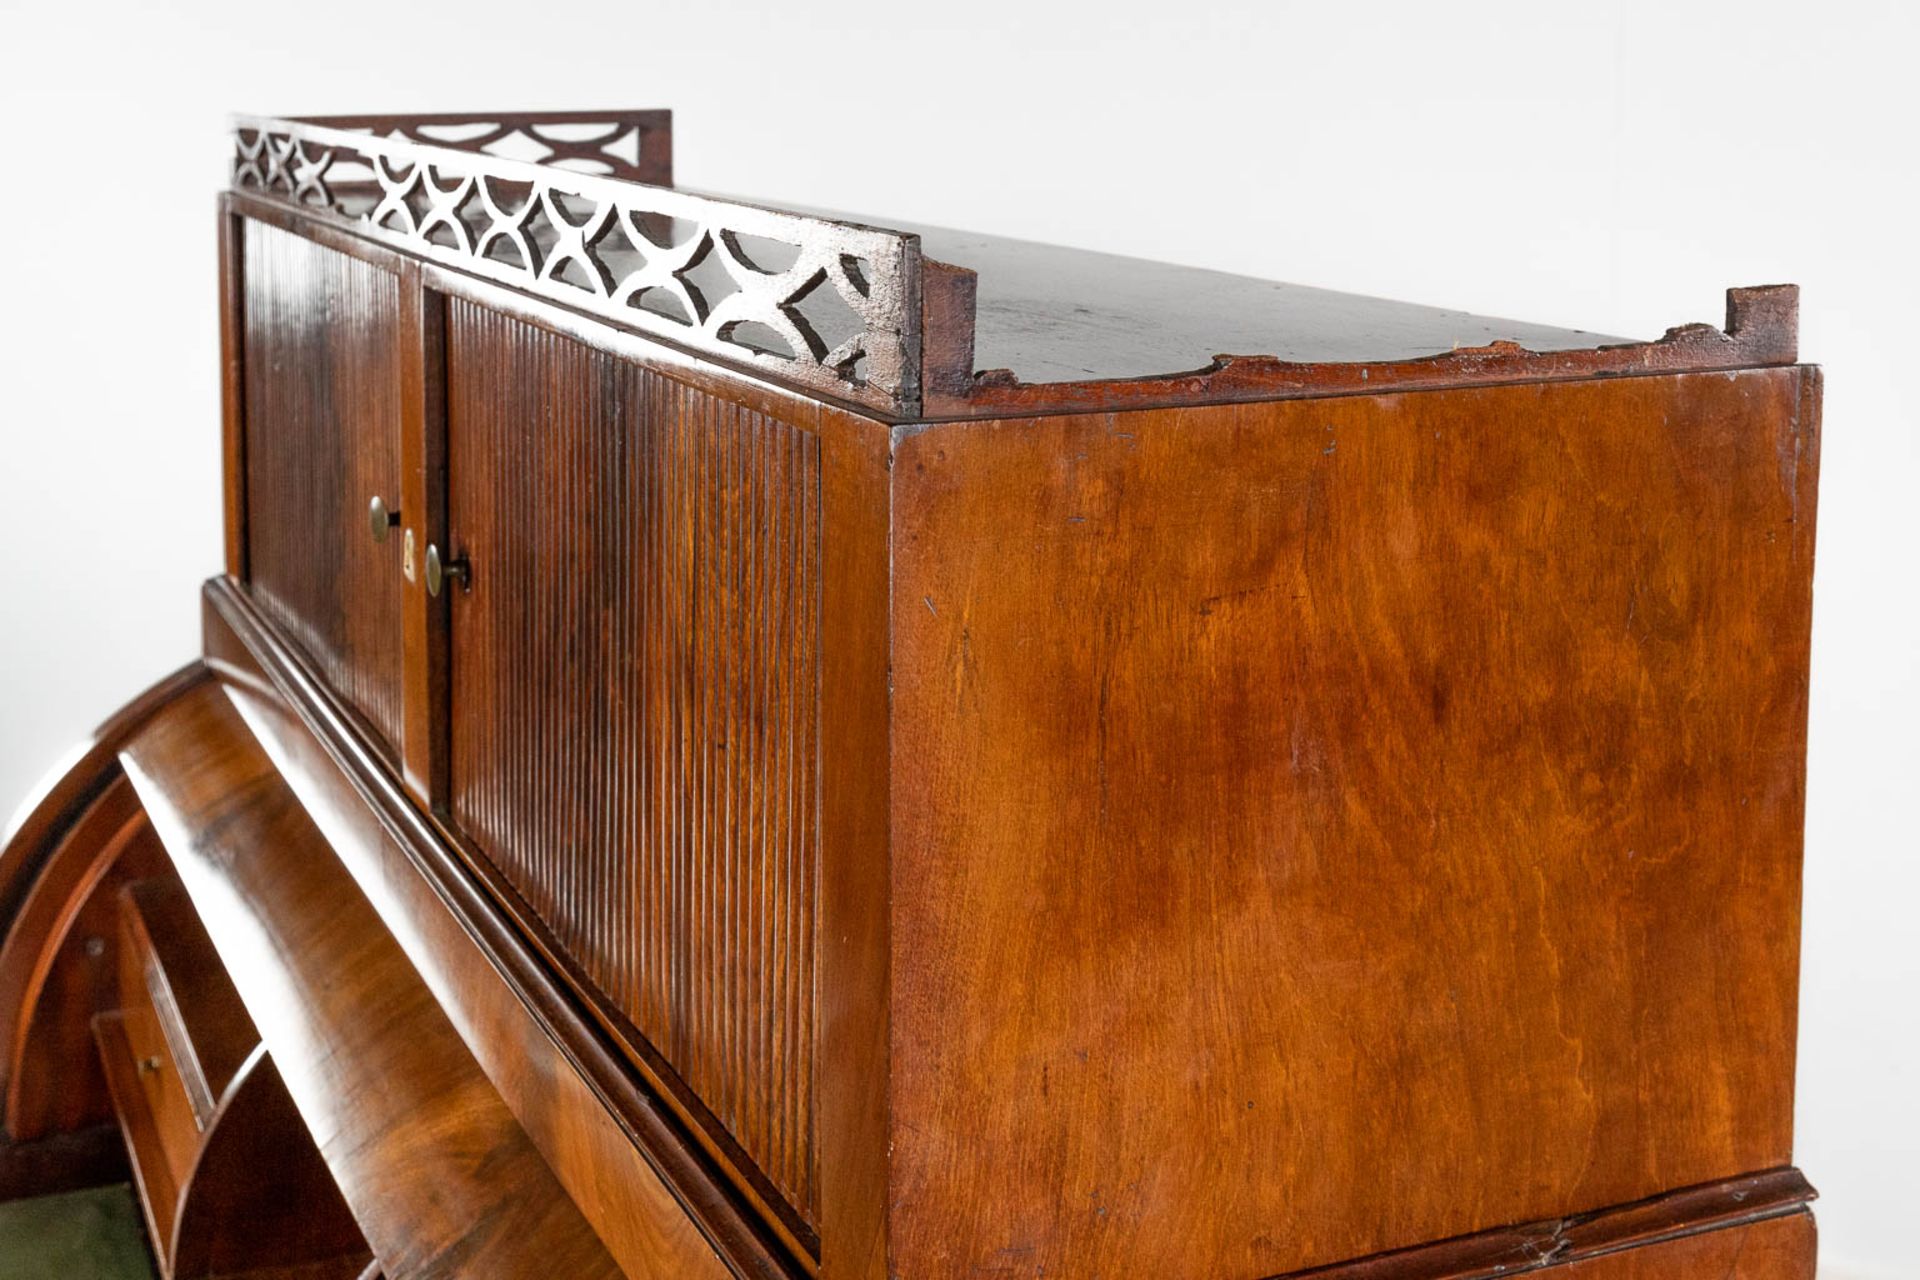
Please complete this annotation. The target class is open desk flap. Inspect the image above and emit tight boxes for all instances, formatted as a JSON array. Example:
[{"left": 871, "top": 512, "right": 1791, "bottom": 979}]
[{"left": 118, "top": 677, "right": 622, "bottom": 1280}]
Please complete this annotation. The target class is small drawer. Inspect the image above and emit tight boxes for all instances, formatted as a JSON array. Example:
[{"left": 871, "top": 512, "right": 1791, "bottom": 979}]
[
  {"left": 116, "top": 878, "right": 259, "bottom": 1125},
  {"left": 93, "top": 1003, "right": 197, "bottom": 1256},
  {"left": 98, "top": 876, "right": 266, "bottom": 1263}
]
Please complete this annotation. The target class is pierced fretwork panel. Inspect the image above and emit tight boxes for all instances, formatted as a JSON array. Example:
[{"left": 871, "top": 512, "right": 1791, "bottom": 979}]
[
  {"left": 295, "top": 111, "right": 672, "bottom": 184},
  {"left": 231, "top": 115, "right": 922, "bottom": 413}
]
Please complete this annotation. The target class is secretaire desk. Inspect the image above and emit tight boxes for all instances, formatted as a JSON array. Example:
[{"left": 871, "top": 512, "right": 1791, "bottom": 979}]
[{"left": 0, "top": 111, "right": 1820, "bottom": 1280}]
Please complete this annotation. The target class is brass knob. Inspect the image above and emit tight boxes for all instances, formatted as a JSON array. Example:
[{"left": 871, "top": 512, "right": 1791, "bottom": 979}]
[
  {"left": 424, "top": 543, "right": 470, "bottom": 597},
  {"left": 369, "top": 495, "right": 401, "bottom": 543},
  {"left": 138, "top": 1055, "right": 163, "bottom": 1076}
]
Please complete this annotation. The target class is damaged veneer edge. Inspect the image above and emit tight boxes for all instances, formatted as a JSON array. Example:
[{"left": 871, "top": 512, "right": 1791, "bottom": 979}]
[{"left": 915, "top": 281, "right": 1802, "bottom": 418}]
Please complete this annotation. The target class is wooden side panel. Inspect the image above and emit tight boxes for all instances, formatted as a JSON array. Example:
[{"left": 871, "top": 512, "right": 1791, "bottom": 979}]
[
  {"left": 170, "top": 1050, "right": 371, "bottom": 1280},
  {"left": 241, "top": 219, "right": 406, "bottom": 758},
  {"left": 445, "top": 302, "right": 822, "bottom": 1228},
  {"left": 888, "top": 369, "right": 1820, "bottom": 1280}
]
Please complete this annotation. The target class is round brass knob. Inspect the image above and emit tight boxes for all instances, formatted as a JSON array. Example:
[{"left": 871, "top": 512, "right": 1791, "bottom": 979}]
[
  {"left": 424, "top": 543, "right": 470, "bottom": 597},
  {"left": 369, "top": 495, "right": 401, "bottom": 543}
]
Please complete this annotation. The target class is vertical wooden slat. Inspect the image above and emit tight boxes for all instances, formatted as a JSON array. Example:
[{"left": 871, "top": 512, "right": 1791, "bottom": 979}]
[
  {"left": 399, "top": 266, "right": 450, "bottom": 808},
  {"left": 217, "top": 201, "right": 248, "bottom": 582}
]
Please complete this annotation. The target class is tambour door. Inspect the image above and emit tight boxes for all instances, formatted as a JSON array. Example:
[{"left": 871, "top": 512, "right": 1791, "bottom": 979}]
[
  {"left": 440, "top": 300, "right": 824, "bottom": 1248},
  {"left": 240, "top": 221, "right": 407, "bottom": 761}
]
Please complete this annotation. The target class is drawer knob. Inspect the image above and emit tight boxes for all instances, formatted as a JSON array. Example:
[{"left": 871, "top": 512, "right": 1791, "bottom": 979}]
[
  {"left": 368, "top": 495, "right": 401, "bottom": 544},
  {"left": 138, "top": 1055, "right": 163, "bottom": 1077},
  {"left": 425, "top": 543, "right": 470, "bottom": 597}
]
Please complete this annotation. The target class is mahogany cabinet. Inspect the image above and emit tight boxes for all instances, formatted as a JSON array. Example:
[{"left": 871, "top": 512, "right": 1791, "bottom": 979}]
[{"left": 0, "top": 110, "right": 1820, "bottom": 1280}]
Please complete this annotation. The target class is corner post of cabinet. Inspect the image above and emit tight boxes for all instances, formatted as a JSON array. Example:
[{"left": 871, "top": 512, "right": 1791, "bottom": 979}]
[
  {"left": 815, "top": 407, "right": 896, "bottom": 1280},
  {"left": 217, "top": 196, "right": 248, "bottom": 582},
  {"left": 399, "top": 262, "right": 451, "bottom": 809}
]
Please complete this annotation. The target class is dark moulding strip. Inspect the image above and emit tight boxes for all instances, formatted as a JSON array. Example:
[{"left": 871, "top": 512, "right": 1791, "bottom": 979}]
[{"left": 1264, "top": 1167, "right": 1815, "bottom": 1280}]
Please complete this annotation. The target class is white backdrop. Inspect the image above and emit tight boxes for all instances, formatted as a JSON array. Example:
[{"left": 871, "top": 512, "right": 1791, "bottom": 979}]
[{"left": 1, "top": 3, "right": 1912, "bottom": 1276}]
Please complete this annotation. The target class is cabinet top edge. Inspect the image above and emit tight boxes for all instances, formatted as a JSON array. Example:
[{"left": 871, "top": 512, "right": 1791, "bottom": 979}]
[{"left": 226, "top": 110, "right": 1801, "bottom": 422}]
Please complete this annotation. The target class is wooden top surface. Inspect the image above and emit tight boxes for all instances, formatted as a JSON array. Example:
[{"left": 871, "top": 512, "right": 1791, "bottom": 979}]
[
  {"left": 719, "top": 190, "right": 1798, "bottom": 417},
  {"left": 899, "top": 218, "right": 1630, "bottom": 382}
]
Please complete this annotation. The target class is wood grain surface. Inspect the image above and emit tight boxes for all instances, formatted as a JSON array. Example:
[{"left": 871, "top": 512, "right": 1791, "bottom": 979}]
[
  {"left": 203, "top": 580, "right": 765, "bottom": 1280},
  {"left": 888, "top": 367, "right": 1820, "bottom": 1279},
  {"left": 445, "top": 300, "right": 823, "bottom": 1234},
  {"left": 2, "top": 784, "right": 167, "bottom": 1144},
  {"left": 1546, "top": 1210, "right": 1813, "bottom": 1280},
  {"left": 1278, "top": 1169, "right": 1814, "bottom": 1279},
  {"left": 119, "top": 679, "right": 625, "bottom": 1280},
  {"left": 0, "top": 132, "right": 1832, "bottom": 1280},
  {"left": 242, "top": 220, "right": 406, "bottom": 758},
  {"left": 0, "top": 666, "right": 206, "bottom": 1200},
  {"left": 116, "top": 877, "right": 258, "bottom": 1126}
]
